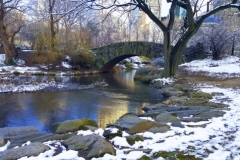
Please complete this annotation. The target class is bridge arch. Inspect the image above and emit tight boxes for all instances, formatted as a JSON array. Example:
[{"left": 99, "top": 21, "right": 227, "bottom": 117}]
[{"left": 92, "top": 41, "right": 164, "bottom": 72}]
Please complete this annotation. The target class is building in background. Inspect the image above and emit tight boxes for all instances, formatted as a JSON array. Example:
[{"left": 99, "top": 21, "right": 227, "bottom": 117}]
[{"left": 129, "top": 0, "right": 163, "bottom": 42}]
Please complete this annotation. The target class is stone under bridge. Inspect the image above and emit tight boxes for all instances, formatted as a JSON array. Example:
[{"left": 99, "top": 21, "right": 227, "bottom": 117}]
[{"left": 92, "top": 41, "right": 164, "bottom": 72}]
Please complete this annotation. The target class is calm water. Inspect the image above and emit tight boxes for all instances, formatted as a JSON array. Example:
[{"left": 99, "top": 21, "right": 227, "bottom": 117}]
[{"left": 0, "top": 70, "right": 164, "bottom": 132}]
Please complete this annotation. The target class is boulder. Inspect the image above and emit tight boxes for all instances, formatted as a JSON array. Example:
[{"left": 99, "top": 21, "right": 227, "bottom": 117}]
[
  {"left": 171, "top": 122, "right": 185, "bottom": 128},
  {"left": 0, "top": 142, "right": 49, "bottom": 160},
  {"left": 113, "top": 114, "right": 170, "bottom": 134},
  {"left": 126, "top": 135, "right": 144, "bottom": 145},
  {"left": 194, "top": 110, "right": 225, "bottom": 119},
  {"left": 52, "top": 118, "right": 98, "bottom": 134},
  {"left": 148, "top": 126, "right": 170, "bottom": 133},
  {"left": 63, "top": 134, "right": 115, "bottom": 158},
  {"left": 0, "top": 126, "right": 38, "bottom": 139},
  {"left": 162, "top": 96, "right": 189, "bottom": 105},
  {"left": 142, "top": 103, "right": 167, "bottom": 112},
  {"left": 155, "top": 113, "right": 180, "bottom": 123},
  {"left": 103, "top": 128, "right": 122, "bottom": 139},
  {"left": 0, "top": 138, "right": 5, "bottom": 147},
  {"left": 7, "top": 130, "right": 72, "bottom": 149}
]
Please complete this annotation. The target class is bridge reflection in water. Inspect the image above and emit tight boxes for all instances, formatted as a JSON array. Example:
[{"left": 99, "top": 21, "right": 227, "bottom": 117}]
[{"left": 97, "top": 69, "right": 145, "bottom": 128}]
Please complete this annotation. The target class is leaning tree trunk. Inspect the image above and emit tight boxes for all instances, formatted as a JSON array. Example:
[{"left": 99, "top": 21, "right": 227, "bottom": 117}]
[{"left": 162, "top": 29, "right": 198, "bottom": 77}]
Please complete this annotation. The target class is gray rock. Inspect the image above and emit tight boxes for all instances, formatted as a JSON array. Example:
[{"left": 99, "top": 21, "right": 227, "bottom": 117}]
[
  {"left": 103, "top": 128, "right": 122, "bottom": 139},
  {"left": 0, "top": 138, "right": 5, "bottom": 147},
  {"left": 63, "top": 134, "right": 115, "bottom": 158},
  {"left": 181, "top": 117, "right": 210, "bottom": 122},
  {"left": 8, "top": 130, "right": 72, "bottom": 149},
  {"left": 162, "top": 89, "right": 184, "bottom": 97},
  {"left": 171, "top": 122, "right": 185, "bottom": 128},
  {"left": 114, "top": 114, "right": 170, "bottom": 134},
  {"left": 142, "top": 103, "right": 167, "bottom": 112},
  {"left": 126, "top": 135, "right": 144, "bottom": 145},
  {"left": 155, "top": 113, "right": 180, "bottom": 123},
  {"left": 0, "top": 142, "right": 49, "bottom": 160},
  {"left": 162, "top": 96, "right": 189, "bottom": 105},
  {"left": 148, "top": 126, "right": 170, "bottom": 133},
  {"left": 0, "top": 126, "right": 38, "bottom": 139},
  {"left": 195, "top": 110, "right": 225, "bottom": 118},
  {"left": 151, "top": 80, "right": 163, "bottom": 88}
]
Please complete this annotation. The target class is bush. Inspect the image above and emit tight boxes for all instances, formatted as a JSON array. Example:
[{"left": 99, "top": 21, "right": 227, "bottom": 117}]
[
  {"left": 69, "top": 46, "right": 94, "bottom": 69},
  {"left": 33, "top": 30, "right": 62, "bottom": 64}
]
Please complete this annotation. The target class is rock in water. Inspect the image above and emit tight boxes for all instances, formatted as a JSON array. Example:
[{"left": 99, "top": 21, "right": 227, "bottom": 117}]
[{"left": 52, "top": 118, "right": 98, "bottom": 134}]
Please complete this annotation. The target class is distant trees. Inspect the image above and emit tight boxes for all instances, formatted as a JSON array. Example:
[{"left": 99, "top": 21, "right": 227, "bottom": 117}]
[
  {"left": 27, "top": 0, "right": 98, "bottom": 67},
  {"left": 190, "top": 22, "right": 238, "bottom": 60},
  {"left": 189, "top": 9, "right": 240, "bottom": 60}
]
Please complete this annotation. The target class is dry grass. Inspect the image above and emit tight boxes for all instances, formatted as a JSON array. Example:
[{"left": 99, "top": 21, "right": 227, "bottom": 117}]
[{"left": 177, "top": 67, "right": 240, "bottom": 89}]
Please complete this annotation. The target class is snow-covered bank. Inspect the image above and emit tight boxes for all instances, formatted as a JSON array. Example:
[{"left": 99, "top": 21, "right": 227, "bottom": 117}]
[{"left": 180, "top": 56, "right": 240, "bottom": 78}]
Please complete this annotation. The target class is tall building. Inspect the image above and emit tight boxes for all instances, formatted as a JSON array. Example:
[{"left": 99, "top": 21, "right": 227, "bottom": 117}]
[{"left": 129, "top": 0, "right": 163, "bottom": 42}]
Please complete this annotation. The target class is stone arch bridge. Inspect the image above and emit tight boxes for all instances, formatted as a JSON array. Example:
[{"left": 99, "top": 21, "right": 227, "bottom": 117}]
[{"left": 92, "top": 41, "right": 164, "bottom": 72}]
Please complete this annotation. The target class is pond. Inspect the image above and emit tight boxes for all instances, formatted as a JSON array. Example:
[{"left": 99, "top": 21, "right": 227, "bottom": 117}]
[{"left": 0, "top": 69, "right": 164, "bottom": 132}]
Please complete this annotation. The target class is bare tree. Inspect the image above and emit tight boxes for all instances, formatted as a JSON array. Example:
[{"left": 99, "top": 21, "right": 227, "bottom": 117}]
[
  {"left": 89, "top": 0, "right": 240, "bottom": 77},
  {"left": 0, "top": 0, "right": 26, "bottom": 64}
]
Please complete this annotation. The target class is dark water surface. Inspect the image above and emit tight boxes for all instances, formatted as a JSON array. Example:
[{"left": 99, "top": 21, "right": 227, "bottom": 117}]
[{"left": 0, "top": 70, "right": 164, "bottom": 132}]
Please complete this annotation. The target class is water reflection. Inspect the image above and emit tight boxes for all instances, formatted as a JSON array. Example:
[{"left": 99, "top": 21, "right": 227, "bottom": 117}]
[
  {"left": 112, "top": 69, "right": 136, "bottom": 90},
  {"left": 0, "top": 70, "right": 164, "bottom": 132}
]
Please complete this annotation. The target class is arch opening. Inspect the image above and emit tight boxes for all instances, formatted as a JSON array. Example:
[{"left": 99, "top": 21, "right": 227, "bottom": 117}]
[{"left": 101, "top": 54, "right": 137, "bottom": 72}]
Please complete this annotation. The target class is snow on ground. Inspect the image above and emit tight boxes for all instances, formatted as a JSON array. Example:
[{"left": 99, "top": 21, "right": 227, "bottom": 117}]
[
  {"left": 0, "top": 80, "right": 66, "bottom": 93},
  {"left": 180, "top": 56, "right": 240, "bottom": 78},
  {"left": 61, "top": 62, "right": 72, "bottom": 68},
  {"left": 152, "top": 77, "right": 177, "bottom": 85}
]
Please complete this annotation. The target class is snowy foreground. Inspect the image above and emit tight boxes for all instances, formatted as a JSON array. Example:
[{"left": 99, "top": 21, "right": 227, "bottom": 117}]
[{"left": 1, "top": 56, "right": 240, "bottom": 159}]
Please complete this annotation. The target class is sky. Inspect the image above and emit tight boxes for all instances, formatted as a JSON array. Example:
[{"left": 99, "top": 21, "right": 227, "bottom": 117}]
[{"left": 161, "top": 0, "right": 171, "bottom": 17}]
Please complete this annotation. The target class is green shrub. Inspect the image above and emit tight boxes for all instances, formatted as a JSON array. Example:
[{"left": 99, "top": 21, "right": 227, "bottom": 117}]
[{"left": 125, "top": 62, "right": 133, "bottom": 68}]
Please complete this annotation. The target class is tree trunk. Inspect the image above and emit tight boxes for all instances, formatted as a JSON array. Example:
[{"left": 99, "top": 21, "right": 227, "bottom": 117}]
[
  {"left": 0, "top": 21, "right": 15, "bottom": 65},
  {"left": 163, "top": 32, "right": 172, "bottom": 77},
  {"left": 49, "top": 0, "right": 56, "bottom": 52},
  {"left": 50, "top": 14, "right": 56, "bottom": 52},
  {"left": 162, "top": 30, "right": 196, "bottom": 77}
]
